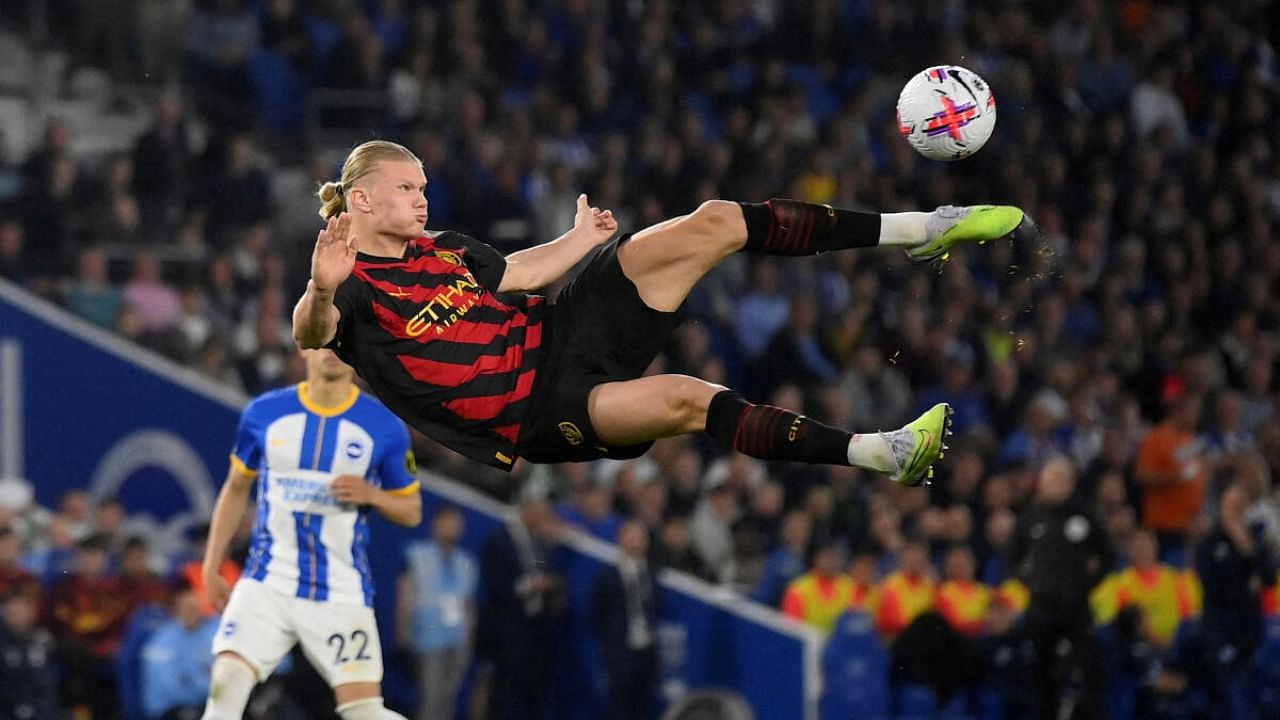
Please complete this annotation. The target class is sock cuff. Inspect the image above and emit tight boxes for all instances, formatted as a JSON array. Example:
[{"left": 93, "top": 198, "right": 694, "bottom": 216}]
[
  {"left": 738, "top": 199, "right": 881, "bottom": 255},
  {"left": 706, "top": 389, "right": 748, "bottom": 445}
]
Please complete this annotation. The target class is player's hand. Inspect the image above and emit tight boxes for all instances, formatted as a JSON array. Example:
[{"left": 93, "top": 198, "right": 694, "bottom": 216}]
[
  {"left": 312, "top": 212, "right": 359, "bottom": 293},
  {"left": 573, "top": 194, "right": 616, "bottom": 245},
  {"left": 203, "top": 566, "right": 232, "bottom": 612},
  {"left": 331, "top": 474, "right": 376, "bottom": 505}
]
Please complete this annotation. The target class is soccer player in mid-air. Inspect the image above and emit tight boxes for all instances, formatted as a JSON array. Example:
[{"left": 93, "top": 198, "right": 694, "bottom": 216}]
[
  {"left": 200, "top": 348, "right": 421, "bottom": 720},
  {"left": 294, "top": 140, "right": 1033, "bottom": 485}
]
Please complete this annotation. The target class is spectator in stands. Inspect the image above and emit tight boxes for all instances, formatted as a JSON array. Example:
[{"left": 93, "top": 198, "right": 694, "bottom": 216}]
[
  {"left": 781, "top": 537, "right": 854, "bottom": 635},
  {"left": 120, "top": 536, "right": 169, "bottom": 614},
  {"left": 478, "top": 496, "right": 567, "bottom": 720},
  {"left": 0, "top": 526, "right": 38, "bottom": 607},
  {"left": 0, "top": 588, "right": 59, "bottom": 720},
  {"left": 848, "top": 550, "right": 879, "bottom": 611},
  {"left": 1135, "top": 393, "right": 1212, "bottom": 561},
  {"left": 94, "top": 497, "right": 128, "bottom": 547},
  {"left": 558, "top": 480, "right": 624, "bottom": 543},
  {"left": 47, "top": 532, "right": 129, "bottom": 720},
  {"left": 750, "top": 509, "right": 810, "bottom": 607},
  {"left": 398, "top": 505, "right": 478, "bottom": 720},
  {"left": 591, "top": 520, "right": 660, "bottom": 720},
  {"left": 183, "top": 0, "right": 259, "bottom": 128},
  {"left": 654, "top": 515, "right": 709, "bottom": 581},
  {"left": 140, "top": 579, "right": 218, "bottom": 720},
  {"left": 1091, "top": 529, "right": 1200, "bottom": 648},
  {"left": 873, "top": 539, "right": 937, "bottom": 639},
  {"left": 63, "top": 247, "right": 123, "bottom": 329},
  {"left": 0, "top": 218, "right": 26, "bottom": 282},
  {"left": 176, "top": 523, "right": 242, "bottom": 618},
  {"left": 690, "top": 472, "right": 739, "bottom": 584},
  {"left": 202, "top": 134, "right": 271, "bottom": 247},
  {"left": 1195, "top": 482, "right": 1274, "bottom": 718},
  {"left": 24, "top": 514, "right": 79, "bottom": 585},
  {"left": 936, "top": 546, "right": 991, "bottom": 638},
  {"left": 132, "top": 91, "right": 195, "bottom": 236},
  {"left": 123, "top": 251, "right": 183, "bottom": 334},
  {"left": 22, "top": 153, "right": 90, "bottom": 283}
]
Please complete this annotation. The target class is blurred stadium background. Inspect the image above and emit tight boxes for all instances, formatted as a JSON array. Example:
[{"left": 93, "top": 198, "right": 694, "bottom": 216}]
[{"left": 0, "top": 0, "right": 1279, "bottom": 719}]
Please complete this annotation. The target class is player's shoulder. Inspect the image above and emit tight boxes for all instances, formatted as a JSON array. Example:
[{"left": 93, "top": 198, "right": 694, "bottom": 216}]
[{"left": 243, "top": 385, "right": 304, "bottom": 422}]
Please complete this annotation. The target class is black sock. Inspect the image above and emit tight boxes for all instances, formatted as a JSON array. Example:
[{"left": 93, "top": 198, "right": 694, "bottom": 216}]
[
  {"left": 738, "top": 199, "right": 881, "bottom": 255},
  {"left": 705, "top": 390, "right": 852, "bottom": 465}
]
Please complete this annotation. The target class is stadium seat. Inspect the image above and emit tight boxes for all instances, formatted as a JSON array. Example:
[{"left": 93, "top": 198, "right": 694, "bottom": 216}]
[
  {"left": 820, "top": 610, "right": 890, "bottom": 720},
  {"left": 894, "top": 683, "right": 938, "bottom": 720}
]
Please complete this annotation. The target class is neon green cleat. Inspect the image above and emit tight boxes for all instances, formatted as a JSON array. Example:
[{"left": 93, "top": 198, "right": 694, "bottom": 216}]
[
  {"left": 908, "top": 205, "right": 1033, "bottom": 263},
  {"left": 883, "top": 403, "right": 954, "bottom": 487}
]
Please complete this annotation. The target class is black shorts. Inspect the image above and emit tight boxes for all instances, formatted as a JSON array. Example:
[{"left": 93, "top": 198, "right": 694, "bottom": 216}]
[{"left": 516, "top": 235, "right": 683, "bottom": 463}]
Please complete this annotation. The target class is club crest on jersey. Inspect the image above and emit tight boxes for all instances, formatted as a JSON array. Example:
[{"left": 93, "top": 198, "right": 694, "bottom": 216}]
[
  {"left": 558, "top": 422, "right": 585, "bottom": 446},
  {"left": 436, "top": 251, "right": 463, "bottom": 266},
  {"left": 345, "top": 441, "right": 366, "bottom": 459},
  {"left": 405, "top": 276, "right": 481, "bottom": 337}
]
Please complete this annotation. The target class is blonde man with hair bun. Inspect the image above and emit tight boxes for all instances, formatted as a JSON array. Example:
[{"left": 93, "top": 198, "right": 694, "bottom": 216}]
[{"left": 294, "top": 138, "right": 1033, "bottom": 486}]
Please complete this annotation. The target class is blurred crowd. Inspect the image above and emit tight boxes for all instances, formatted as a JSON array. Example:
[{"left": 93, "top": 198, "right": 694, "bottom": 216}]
[{"left": 2, "top": 0, "right": 1280, "bottom": 718}]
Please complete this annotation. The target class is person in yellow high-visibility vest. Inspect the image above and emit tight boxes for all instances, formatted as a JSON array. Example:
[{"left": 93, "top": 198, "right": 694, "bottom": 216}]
[
  {"left": 873, "top": 540, "right": 937, "bottom": 638},
  {"left": 782, "top": 539, "right": 854, "bottom": 634},
  {"left": 1091, "top": 529, "right": 1200, "bottom": 646},
  {"left": 936, "top": 546, "right": 992, "bottom": 637}
]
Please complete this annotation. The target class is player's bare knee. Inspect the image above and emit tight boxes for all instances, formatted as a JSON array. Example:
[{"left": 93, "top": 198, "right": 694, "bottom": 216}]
[
  {"left": 691, "top": 200, "right": 746, "bottom": 248},
  {"left": 666, "top": 377, "right": 722, "bottom": 432}
]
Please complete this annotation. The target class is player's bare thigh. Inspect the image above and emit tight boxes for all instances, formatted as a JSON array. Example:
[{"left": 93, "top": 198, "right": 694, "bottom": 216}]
[
  {"left": 616, "top": 200, "right": 748, "bottom": 312},
  {"left": 587, "top": 374, "right": 727, "bottom": 446}
]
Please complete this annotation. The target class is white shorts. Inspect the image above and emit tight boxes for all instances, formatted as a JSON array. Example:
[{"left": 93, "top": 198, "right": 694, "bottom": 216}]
[{"left": 212, "top": 578, "right": 384, "bottom": 687}]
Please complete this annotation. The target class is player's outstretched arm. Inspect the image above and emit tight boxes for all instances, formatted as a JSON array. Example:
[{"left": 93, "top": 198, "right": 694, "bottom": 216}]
[
  {"left": 294, "top": 213, "right": 358, "bottom": 349},
  {"left": 497, "top": 194, "right": 617, "bottom": 293},
  {"left": 332, "top": 474, "right": 423, "bottom": 527},
  {"left": 203, "top": 465, "right": 256, "bottom": 611}
]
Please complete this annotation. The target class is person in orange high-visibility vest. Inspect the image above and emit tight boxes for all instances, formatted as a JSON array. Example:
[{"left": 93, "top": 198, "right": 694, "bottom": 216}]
[
  {"left": 1092, "top": 529, "right": 1199, "bottom": 646},
  {"left": 848, "top": 551, "right": 880, "bottom": 611},
  {"left": 874, "top": 540, "right": 937, "bottom": 637},
  {"left": 782, "top": 539, "right": 854, "bottom": 634},
  {"left": 937, "top": 546, "right": 992, "bottom": 637},
  {"left": 1263, "top": 575, "right": 1279, "bottom": 616}
]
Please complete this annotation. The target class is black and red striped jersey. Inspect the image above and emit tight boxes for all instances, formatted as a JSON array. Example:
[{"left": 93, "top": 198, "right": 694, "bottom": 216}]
[{"left": 327, "top": 231, "right": 544, "bottom": 470}]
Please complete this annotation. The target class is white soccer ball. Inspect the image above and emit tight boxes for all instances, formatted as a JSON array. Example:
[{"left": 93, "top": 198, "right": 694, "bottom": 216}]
[{"left": 896, "top": 65, "right": 997, "bottom": 161}]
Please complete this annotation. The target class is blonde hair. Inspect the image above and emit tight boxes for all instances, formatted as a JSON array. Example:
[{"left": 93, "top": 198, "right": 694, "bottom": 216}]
[{"left": 317, "top": 140, "right": 422, "bottom": 221}]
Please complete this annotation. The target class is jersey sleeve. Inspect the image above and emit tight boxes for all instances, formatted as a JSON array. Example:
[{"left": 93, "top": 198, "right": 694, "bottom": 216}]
[
  {"left": 456, "top": 234, "right": 508, "bottom": 291},
  {"left": 229, "top": 402, "right": 264, "bottom": 477},
  {"left": 378, "top": 419, "right": 419, "bottom": 496}
]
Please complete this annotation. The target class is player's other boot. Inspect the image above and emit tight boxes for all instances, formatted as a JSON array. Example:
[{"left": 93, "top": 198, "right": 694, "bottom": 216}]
[
  {"left": 883, "top": 403, "right": 954, "bottom": 487},
  {"left": 908, "top": 205, "right": 1034, "bottom": 263}
]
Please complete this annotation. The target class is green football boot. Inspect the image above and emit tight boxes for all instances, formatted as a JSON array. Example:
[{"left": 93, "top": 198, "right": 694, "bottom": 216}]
[
  {"left": 884, "top": 403, "right": 954, "bottom": 487},
  {"left": 908, "top": 205, "right": 1034, "bottom": 263}
]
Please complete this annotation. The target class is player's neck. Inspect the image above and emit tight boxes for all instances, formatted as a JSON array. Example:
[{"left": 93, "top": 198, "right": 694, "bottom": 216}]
[
  {"left": 362, "top": 231, "right": 412, "bottom": 259},
  {"left": 304, "top": 378, "right": 354, "bottom": 409}
]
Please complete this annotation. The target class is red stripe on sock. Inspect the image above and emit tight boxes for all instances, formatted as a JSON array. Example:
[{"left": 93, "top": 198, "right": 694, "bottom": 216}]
[{"left": 732, "top": 404, "right": 752, "bottom": 451}]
